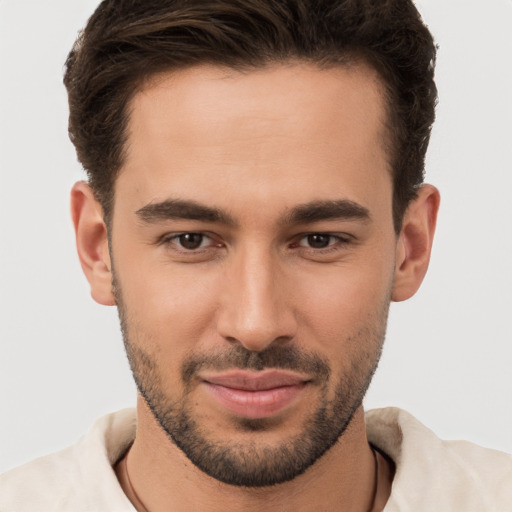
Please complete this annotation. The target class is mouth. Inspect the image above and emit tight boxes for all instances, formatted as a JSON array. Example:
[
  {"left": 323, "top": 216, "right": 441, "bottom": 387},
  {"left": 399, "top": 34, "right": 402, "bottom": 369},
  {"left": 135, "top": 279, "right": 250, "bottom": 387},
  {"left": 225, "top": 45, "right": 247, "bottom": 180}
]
[{"left": 200, "top": 370, "right": 310, "bottom": 419}]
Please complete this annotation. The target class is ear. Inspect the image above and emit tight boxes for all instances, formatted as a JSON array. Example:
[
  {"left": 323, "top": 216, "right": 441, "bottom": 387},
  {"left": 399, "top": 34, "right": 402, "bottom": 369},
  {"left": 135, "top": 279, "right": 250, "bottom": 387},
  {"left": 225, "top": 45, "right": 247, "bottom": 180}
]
[
  {"left": 392, "top": 184, "right": 440, "bottom": 302},
  {"left": 70, "top": 181, "right": 115, "bottom": 306}
]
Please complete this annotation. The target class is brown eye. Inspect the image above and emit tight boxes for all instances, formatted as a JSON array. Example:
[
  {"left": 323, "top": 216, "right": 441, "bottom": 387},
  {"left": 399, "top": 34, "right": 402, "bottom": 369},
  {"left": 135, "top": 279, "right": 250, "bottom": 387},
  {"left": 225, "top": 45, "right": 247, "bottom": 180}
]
[
  {"left": 178, "top": 233, "right": 205, "bottom": 250},
  {"left": 305, "top": 234, "right": 332, "bottom": 249}
]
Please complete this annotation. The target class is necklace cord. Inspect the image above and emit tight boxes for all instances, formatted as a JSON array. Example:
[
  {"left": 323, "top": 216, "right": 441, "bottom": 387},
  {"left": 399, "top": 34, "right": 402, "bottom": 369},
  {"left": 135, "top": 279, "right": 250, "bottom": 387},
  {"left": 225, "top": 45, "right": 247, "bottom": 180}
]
[{"left": 122, "top": 453, "right": 150, "bottom": 512}]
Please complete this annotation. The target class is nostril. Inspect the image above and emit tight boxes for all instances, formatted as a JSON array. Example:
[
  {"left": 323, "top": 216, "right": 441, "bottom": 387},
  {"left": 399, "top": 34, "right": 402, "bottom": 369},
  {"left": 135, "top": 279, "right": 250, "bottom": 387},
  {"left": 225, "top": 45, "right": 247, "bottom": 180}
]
[{"left": 221, "top": 332, "right": 296, "bottom": 355}]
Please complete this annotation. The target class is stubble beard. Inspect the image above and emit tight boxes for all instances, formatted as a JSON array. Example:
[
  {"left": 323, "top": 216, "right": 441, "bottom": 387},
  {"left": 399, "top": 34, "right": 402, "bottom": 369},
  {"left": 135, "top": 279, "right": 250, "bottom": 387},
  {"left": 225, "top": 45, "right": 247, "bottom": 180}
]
[{"left": 113, "top": 275, "right": 388, "bottom": 487}]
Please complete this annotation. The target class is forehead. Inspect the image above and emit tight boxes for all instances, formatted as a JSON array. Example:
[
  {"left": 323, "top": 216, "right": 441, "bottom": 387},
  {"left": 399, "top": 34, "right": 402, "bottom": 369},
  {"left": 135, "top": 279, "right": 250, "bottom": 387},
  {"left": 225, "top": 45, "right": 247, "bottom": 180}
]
[
  {"left": 117, "top": 62, "right": 392, "bottom": 222},
  {"left": 128, "top": 62, "right": 388, "bottom": 155}
]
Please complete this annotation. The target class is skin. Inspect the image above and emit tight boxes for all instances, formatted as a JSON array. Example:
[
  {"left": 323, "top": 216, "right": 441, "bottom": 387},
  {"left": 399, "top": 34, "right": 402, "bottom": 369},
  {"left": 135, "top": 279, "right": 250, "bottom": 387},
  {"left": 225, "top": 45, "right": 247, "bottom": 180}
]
[{"left": 71, "top": 62, "right": 439, "bottom": 511}]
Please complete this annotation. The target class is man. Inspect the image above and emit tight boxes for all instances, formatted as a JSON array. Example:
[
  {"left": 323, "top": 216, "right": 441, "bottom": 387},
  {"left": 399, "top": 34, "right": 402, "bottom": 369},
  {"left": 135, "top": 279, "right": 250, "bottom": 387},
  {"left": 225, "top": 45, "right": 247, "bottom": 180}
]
[{"left": 1, "top": 0, "right": 510, "bottom": 510}]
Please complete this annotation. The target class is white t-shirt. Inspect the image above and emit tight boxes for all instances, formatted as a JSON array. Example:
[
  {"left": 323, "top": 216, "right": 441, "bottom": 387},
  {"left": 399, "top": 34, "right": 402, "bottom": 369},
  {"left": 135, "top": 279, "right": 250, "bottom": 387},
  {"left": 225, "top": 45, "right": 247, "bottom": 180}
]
[{"left": 1, "top": 407, "right": 510, "bottom": 511}]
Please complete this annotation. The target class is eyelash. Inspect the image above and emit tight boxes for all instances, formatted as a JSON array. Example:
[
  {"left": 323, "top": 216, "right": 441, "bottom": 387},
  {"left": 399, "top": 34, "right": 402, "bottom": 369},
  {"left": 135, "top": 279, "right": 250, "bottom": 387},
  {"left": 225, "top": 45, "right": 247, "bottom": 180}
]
[
  {"left": 159, "top": 232, "right": 353, "bottom": 254},
  {"left": 160, "top": 232, "right": 220, "bottom": 252},
  {"left": 292, "top": 233, "right": 352, "bottom": 252}
]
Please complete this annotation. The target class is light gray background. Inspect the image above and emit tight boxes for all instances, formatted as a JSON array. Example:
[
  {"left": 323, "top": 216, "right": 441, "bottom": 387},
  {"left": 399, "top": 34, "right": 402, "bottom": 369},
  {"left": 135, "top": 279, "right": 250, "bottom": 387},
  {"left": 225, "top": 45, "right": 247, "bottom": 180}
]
[{"left": 1, "top": 0, "right": 511, "bottom": 473}]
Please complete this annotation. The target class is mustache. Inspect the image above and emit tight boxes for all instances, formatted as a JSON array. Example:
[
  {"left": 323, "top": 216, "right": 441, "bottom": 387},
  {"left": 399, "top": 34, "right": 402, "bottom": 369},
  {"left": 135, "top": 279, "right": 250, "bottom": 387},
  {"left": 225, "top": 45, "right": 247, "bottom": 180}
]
[{"left": 181, "top": 344, "right": 330, "bottom": 384}]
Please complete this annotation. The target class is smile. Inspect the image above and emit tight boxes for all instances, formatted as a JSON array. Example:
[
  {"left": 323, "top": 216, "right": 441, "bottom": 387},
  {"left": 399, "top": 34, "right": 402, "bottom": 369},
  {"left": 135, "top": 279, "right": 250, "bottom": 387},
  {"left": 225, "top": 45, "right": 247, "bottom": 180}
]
[{"left": 201, "top": 370, "right": 310, "bottom": 419}]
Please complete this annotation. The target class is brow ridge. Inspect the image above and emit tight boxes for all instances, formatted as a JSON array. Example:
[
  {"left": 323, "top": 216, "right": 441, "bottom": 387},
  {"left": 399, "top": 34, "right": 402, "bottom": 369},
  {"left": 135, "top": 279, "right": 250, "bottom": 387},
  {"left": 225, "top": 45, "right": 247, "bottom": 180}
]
[
  {"left": 136, "top": 199, "right": 236, "bottom": 225},
  {"left": 135, "top": 198, "right": 370, "bottom": 227},
  {"left": 283, "top": 199, "right": 371, "bottom": 225}
]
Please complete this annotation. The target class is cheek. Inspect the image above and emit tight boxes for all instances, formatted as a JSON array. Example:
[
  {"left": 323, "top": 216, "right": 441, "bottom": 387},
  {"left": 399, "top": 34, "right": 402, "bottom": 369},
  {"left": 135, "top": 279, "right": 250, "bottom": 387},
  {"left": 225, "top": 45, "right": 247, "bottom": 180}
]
[
  {"left": 293, "top": 257, "right": 394, "bottom": 354},
  {"left": 114, "top": 254, "right": 222, "bottom": 356}
]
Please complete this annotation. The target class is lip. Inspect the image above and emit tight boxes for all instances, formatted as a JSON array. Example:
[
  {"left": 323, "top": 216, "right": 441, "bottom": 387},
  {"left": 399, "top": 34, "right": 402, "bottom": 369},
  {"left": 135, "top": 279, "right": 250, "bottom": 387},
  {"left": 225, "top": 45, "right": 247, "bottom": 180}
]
[{"left": 201, "top": 370, "right": 310, "bottom": 419}]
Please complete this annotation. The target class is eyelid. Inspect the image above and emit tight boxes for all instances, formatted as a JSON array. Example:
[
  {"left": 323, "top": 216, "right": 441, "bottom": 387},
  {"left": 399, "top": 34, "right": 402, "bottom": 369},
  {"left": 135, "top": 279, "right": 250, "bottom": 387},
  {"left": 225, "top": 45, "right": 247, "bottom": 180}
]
[
  {"left": 294, "top": 232, "right": 354, "bottom": 247},
  {"left": 302, "top": 233, "right": 349, "bottom": 244},
  {"left": 159, "top": 231, "right": 219, "bottom": 250},
  {"left": 156, "top": 230, "right": 354, "bottom": 254}
]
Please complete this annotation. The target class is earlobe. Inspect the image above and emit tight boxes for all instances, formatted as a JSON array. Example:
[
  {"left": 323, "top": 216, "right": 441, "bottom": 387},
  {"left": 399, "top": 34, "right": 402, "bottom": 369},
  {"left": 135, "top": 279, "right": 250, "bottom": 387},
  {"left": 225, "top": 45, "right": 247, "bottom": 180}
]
[
  {"left": 392, "top": 184, "right": 440, "bottom": 302},
  {"left": 70, "top": 181, "right": 116, "bottom": 306}
]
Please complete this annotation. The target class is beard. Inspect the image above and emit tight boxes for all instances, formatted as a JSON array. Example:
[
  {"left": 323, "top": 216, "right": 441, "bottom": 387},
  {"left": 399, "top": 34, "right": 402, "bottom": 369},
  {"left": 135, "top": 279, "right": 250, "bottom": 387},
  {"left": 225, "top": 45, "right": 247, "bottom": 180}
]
[{"left": 114, "top": 275, "right": 388, "bottom": 488}]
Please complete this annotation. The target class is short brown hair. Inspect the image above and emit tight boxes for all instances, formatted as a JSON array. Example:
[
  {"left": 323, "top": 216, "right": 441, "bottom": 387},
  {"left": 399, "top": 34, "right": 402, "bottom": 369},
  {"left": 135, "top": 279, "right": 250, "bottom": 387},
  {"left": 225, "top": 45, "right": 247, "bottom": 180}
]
[{"left": 64, "top": 0, "right": 437, "bottom": 230}]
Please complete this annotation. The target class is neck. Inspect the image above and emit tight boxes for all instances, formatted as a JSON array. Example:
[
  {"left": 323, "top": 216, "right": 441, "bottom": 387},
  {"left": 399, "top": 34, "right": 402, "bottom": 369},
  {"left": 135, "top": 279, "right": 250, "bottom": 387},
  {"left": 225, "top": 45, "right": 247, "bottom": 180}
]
[{"left": 116, "top": 396, "right": 393, "bottom": 512}]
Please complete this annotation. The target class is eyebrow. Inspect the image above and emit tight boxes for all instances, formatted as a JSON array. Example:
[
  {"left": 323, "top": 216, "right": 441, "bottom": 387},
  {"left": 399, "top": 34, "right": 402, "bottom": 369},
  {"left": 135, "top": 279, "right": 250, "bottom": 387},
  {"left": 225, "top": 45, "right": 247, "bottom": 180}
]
[
  {"left": 136, "top": 199, "right": 236, "bottom": 225},
  {"left": 283, "top": 199, "right": 371, "bottom": 225},
  {"left": 135, "top": 198, "right": 370, "bottom": 226}
]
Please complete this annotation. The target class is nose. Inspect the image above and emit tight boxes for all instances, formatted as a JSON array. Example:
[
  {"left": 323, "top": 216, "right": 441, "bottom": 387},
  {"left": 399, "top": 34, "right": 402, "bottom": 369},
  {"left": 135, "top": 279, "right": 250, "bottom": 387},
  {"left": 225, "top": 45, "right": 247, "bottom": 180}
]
[{"left": 216, "top": 245, "right": 297, "bottom": 352}]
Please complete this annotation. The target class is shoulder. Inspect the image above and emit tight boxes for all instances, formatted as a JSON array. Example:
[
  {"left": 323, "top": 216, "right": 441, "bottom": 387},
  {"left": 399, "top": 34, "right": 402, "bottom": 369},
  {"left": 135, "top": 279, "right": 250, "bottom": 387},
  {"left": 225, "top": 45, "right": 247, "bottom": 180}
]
[
  {"left": 0, "top": 444, "right": 87, "bottom": 511},
  {"left": 366, "top": 407, "right": 512, "bottom": 512},
  {"left": 0, "top": 409, "right": 137, "bottom": 512}
]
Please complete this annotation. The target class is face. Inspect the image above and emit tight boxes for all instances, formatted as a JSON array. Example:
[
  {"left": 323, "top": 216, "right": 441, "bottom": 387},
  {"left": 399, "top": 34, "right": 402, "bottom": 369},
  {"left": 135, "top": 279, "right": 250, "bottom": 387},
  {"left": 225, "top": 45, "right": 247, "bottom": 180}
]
[{"left": 110, "top": 63, "right": 398, "bottom": 486}]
